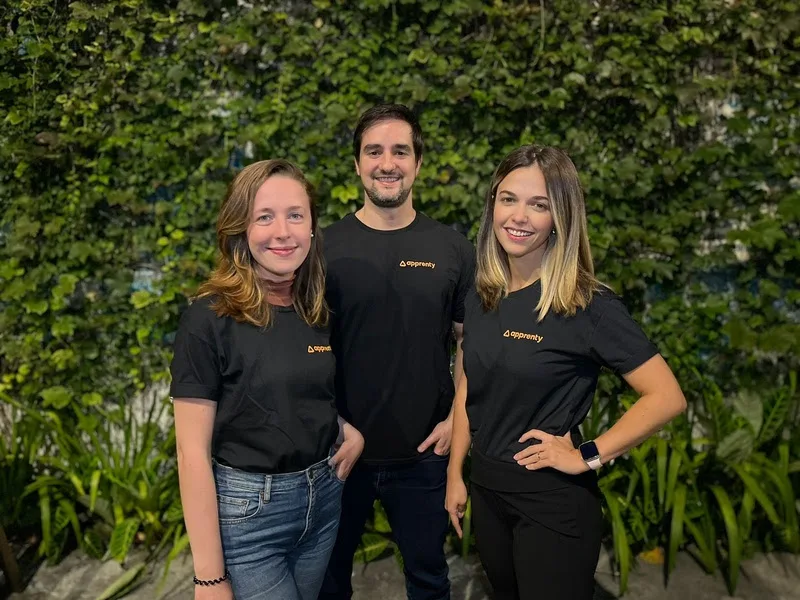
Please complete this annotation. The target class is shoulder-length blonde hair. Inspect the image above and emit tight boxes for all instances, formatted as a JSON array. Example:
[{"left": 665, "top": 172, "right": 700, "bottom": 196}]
[
  {"left": 476, "top": 145, "right": 604, "bottom": 321},
  {"left": 197, "top": 159, "right": 328, "bottom": 328}
]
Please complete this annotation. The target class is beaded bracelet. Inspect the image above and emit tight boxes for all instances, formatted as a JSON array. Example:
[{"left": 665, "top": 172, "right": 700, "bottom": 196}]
[{"left": 193, "top": 570, "right": 231, "bottom": 586}]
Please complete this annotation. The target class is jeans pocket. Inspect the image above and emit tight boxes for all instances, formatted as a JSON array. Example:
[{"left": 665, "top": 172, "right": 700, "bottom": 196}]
[
  {"left": 329, "top": 463, "right": 347, "bottom": 484},
  {"left": 217, "top": 489, "right": 262, "bottom": 524}
]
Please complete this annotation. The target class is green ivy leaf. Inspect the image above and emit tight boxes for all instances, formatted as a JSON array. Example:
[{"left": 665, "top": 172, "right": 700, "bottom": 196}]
[
  {"left": 51, "top": 348, "right": 76, "bottom": 370},
  {"left": 52, "top": 274, "right": 80, "bottom": 300},
  {"left": 40, "top": 386, "right": 73, "bottom": 409},
  {"left": 130, "top": 290, "right": 154, "bottom": 309},
  {"left": 23, "top": 299, "right": 49, "bottom": 315},
  {"left": 5, "top": 110, "right": 24, "bottom": 125},
  {"left": 81, "top": 392, "right": 103, "bottom": 406}
]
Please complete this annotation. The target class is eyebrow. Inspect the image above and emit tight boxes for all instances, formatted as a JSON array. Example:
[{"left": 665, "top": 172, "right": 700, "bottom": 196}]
[
  {"left": 254, "top": 205, "right": 307, "bottom": 213},
  {"left": 496, "top": 189, "right": 550, "bottom": 202},
  {"left": 363, "top": 143, "right": 413, "bottom": 154}
]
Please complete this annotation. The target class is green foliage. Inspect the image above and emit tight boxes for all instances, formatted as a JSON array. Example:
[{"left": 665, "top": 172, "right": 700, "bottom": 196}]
[
  {"left": 1, "top": 0, "right": 798, "bottom": 594},
  {"left": 2, "top": 390, "right": 181, "bottom": 568},
  {"left": 94, "top": 563, "right": 147, "bottom": 600},
  {"left": 0, "top": 404, "right": 43, "bottom": 566},
  {"left": 590, "top": 373, "right": 800, "bottom": 594},
  {"left": 354, "top": 501, "right": 397, "bottom": 564}
]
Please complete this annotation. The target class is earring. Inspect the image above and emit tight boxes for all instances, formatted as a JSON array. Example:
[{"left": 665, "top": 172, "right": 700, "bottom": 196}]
[
  {"left": 551, "top": 229, "right": 556, "bottom": 235},
  {"left": 311, "top": 233, "right": 315, "bottom": 238}
]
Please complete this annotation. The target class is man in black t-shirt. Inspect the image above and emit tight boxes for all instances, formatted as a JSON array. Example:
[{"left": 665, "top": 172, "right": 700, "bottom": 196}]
[{"left": 320, "top": 105, "right": 474, "bottom": 600}]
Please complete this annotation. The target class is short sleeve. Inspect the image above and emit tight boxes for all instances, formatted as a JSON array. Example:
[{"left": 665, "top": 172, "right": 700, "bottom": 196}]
[
  {"left": 588, "top": 296, "right": 658, "bottom": 375},
  {"left": 169, "top": 300, "right": 223, "bottom": 401},
  {"left": 452, "top": 238, "right": 476, "bottom": 324}
]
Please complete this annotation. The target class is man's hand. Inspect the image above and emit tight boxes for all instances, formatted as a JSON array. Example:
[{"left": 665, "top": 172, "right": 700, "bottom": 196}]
[
  {"left": 417, "top": 412, "right": 453, "bottom": 455},
  {"left": 330, "top": 420, "right": 365, "bottom": 480}
]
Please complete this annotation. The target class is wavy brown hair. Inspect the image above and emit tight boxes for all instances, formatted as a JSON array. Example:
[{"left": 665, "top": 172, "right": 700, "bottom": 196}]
[
  {"left": 476, "top": 145, "right": 605, "bottom": 320},
  {"left": 197, "top": 159, "right": 328, "bottom": 328}
]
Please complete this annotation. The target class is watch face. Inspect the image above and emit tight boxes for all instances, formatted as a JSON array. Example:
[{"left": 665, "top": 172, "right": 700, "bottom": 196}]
[{"left": 580, "top": 441, "right": 599, "bottom": 461}]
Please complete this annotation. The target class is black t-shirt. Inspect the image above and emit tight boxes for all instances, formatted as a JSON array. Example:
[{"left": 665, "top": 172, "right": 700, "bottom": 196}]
[
  {"left": 324, "top": 213, "right": 476, "bottom": 464},
  {"left": 169, "top": 296, "right": 338, "bottom": 473},
  {"left": 463, "top": 282, "right": 658, "bottom": 487}
]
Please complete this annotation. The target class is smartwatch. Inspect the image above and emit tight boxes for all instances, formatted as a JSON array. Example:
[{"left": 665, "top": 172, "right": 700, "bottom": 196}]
[{"left": 579, "top": 440, "right": 602, "bottom": 471}]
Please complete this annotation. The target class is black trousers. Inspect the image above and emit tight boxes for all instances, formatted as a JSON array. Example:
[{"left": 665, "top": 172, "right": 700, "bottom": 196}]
[
  {"left": 319, "top": 452, "right": 450, "bottom": 600},
  {"left": 471, "top": 482, "right": 603, "bottom": 600}
]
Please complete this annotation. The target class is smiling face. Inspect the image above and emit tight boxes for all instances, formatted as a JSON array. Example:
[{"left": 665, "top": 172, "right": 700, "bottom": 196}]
[
  {"left": 355, "top": 119, "right": 421, "bottom": 209},
  {"left": 246, "top": 175, "right": 312, "bottom": 281},
  {"left": 492, "top": 164, "right": 554, "bottom": 266}
]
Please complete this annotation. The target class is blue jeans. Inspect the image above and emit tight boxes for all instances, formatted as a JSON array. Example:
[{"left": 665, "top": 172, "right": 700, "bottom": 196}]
[
  {"left": 214, "top": 456, "right": 344, "bottom": 600},
  {"left": 320, "top": 452, "right": 450, "bottom": 600}
]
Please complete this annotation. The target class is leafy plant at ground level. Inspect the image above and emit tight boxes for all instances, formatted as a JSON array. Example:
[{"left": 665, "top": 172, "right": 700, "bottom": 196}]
[
  {"left": 2, "top": 391, "right": 183, "bottom": 571},
  {"left": 594, "top": 373, "right": 799, "bottom": 594}
]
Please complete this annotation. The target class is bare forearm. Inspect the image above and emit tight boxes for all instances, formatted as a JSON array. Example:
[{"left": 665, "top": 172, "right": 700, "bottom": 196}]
[
  {"left": 448, "top": 376, "right": 471, "bottom": 476},
  {"left": 177, "top": 450, "right": 225, "bottom": 579},
  {"left": 452, "top": 341, "right": 464, "bottom": 389},
  {"left": 595, "top": 391, "right": 686, "bottom": 464}
]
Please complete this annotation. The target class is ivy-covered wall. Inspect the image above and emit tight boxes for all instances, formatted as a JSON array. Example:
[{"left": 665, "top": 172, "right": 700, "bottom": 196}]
[{"left": 1, "top": 0, "right": 798, "bottom": 593}]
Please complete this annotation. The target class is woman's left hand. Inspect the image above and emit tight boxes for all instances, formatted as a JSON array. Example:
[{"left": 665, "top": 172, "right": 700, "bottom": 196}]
[
  {"left": 330, "top": 421, "right": 365, "bottom": 480},
  {"left": 514, "top": 429, "right": 587, "bottom": 475}
]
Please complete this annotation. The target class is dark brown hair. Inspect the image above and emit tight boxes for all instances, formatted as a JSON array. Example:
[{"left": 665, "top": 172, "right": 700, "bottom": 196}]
[{"left": 352, "top": 104, "right": 424, "bottom": 164}]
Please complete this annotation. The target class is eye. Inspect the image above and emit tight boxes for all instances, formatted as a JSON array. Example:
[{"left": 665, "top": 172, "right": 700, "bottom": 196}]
[
  {"left": 499, "top": 196, "right": 515, "bottom": 204},
  {"left": 532, "top": 202, "right": 549, "bottom": 212},
  {"left": 288, "top": 212, "right": 304, "bottom": 221},
  {"left": 256, "top": 213, "right": 273, "bottom": 223}
]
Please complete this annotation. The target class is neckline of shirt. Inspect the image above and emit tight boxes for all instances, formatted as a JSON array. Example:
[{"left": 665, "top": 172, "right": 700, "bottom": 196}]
[
  {"left": 349, "top": 211, "right": 421, "bottom": 235},
  {"left": 507, "top": 278, "right": 541, "bottom": 298},
  {"left": 272, "top": 305, "right": 296, "bottom": 313}
]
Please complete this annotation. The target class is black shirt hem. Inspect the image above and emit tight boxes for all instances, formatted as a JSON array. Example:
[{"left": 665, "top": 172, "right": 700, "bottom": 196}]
[
  {"left": 170, "top": 383, "right": 219, "bottom": 401},
  {"left": 358, "top": 448, "right": 448, "bottom": 466},
  {"left": 470, "top": 447, "right": 597, "bottom": 493},
  {"left": 617, "top": 347, "right": 659, "bottom": 375}
]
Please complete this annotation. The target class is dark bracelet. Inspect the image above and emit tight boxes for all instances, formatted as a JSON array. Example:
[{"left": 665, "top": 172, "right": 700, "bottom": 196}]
[{"left": 193, "top": 570, "right": 231, "bottom": 586}]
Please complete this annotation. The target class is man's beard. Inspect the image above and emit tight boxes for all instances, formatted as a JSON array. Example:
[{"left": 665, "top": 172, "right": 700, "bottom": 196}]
[{"left": 365, "top": 183, "right": 412, "bottom": 208}]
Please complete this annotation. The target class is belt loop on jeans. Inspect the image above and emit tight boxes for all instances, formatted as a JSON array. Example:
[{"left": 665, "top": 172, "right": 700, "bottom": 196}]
[
  {"left": 262, "top": 474, "right": 272, "bottom": 503},
  {"left": 308, "top": 457, "right": 328, "bottom": 483}
]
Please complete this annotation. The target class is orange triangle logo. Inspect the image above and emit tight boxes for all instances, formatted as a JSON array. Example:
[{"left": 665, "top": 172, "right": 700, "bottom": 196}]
[
  {"left": 399, "top": 261, "right": 406, "bottom": 267},
  {"left": 503, "top": 330, "right": 510, "bottom": 337},
  {"left": 307, "top": 345, "right": 314, "bottom": 353}
]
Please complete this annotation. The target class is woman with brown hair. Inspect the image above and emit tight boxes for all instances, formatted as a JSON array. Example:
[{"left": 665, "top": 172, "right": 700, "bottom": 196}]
[
  {"left": 170, "top": 159, "right": 364, "bottom": 600},
  {"left": 445, "top": 145, "right": 686, "bottom": 599}
]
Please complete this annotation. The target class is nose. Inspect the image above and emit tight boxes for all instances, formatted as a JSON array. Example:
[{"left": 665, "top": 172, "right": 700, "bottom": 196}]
[
  {"left": 379, "top": 152, "right": 394, "bottom": 172},
  {"left": 511, "top": 203, "right": 528, "bottom": 224},
  {"left": 274, "top": 217, "right": 290, "bottom": 240}
]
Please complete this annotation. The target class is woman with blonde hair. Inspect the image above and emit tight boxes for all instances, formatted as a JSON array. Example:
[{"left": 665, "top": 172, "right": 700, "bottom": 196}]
[
  {"left": 170, "top": 159, "right": 364, "bottom": 600},
  {"left": 445, "top": 145, "right": 686, "bottom": 599}
]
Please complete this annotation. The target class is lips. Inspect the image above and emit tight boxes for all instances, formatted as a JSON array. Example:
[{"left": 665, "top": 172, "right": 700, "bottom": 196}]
[
  {"left": 504, "top": 227, "right": 534, "bottom": 242},
  {"left": 268, "top": 246, "right": 298, "bottom": 257},
  {"left": 373, "top": 174, "right": 401, "bottom": 185}
]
